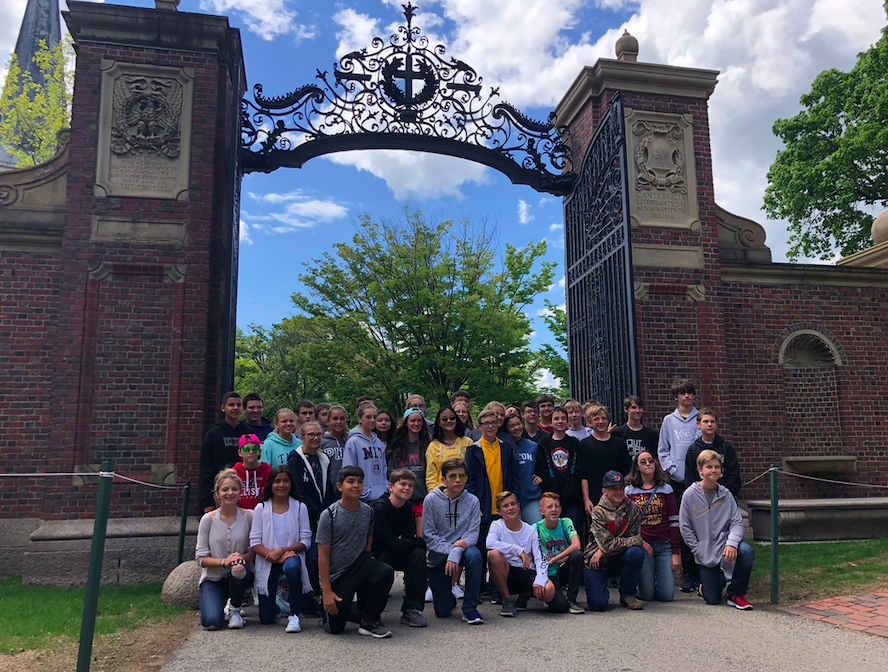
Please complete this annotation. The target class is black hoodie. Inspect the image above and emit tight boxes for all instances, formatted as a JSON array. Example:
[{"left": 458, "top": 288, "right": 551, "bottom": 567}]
[
  {"left": 198, "top": 419, "right": 248, "bottom": 510},
  {"left": 370, "top": 492, "right": 426, "bottom": 558},
  {"left": 684, "top": 434, "right": 741, "bottom": 497}
]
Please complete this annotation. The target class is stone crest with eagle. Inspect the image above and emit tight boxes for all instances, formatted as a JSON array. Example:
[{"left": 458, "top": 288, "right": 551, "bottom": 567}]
[{"left": 110, "top": 75, "right": 183, "bottom": 158}]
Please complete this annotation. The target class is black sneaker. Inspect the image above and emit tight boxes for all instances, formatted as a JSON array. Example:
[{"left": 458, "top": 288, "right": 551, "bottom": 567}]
[
  {"left": 515, "top": 594, "right": 529, "bottom": 611},
  {"left": 501, "top": 598, "right": 517, "bottom": 617},
  {"left": 399, "top": 609, "right": 428, "bottom": 628},
  {"left": 358, "top": 621, "right": 393, "bottom": 638},
  {"left": 567, "top": 600, "right": 585, "bottom": 614}
]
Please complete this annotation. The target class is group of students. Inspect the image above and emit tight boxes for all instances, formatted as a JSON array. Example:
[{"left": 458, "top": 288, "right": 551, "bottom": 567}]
[{"left": 195, "top": 380, "right": 754, "bottom": 636}]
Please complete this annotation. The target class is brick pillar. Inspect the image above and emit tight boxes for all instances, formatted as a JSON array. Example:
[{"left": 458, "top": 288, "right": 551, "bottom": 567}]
[
  {"left": 48, "top": 1, "right": 244, "bottom": 520},
  {"left": 555, "top": 44, "right": 731, "bottom": 427}
]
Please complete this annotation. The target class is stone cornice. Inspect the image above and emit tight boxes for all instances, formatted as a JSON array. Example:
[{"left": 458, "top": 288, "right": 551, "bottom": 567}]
[
  {"left": 555, "top": 59, "right": 720, "bottom": 126},
  {"left": 721, "top": 261, "right": 888, "bottom": 288},
  {"left": 836, "top": 240, "right": 888, "bottom": 268}
]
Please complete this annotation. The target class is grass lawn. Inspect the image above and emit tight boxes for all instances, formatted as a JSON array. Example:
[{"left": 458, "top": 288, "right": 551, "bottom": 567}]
[
  {"left": 747, "top": 538, "right": 888, "bottom": 605},
  {"left": 0, "top": 577, "right": 188, "bottom": 655}
]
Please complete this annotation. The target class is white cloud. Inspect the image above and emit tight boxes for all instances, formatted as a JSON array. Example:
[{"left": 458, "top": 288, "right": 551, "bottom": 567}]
[
  {"left": 535, "top": 367, "right": 561, "bottom": 390},
  {"left": 557, "top": 276, "right": 566, "bottom": 289},
  {"left": 241, "top": 192, "right": 348, "bottom": 234},
  {"left": 518, "top": 199, "right": 534, "bottom": 224},
  {"left": 199, "top": 0, "right": 314, "bottom": 41},
  {"left": 333, "top": 8, "right": 382, "bottom": 59},
  {"left": 548, "top": 222, "right": 562, "bottom": 232},
  {"left": 239, "top": 219, "right": 253, "bottom": 245}
]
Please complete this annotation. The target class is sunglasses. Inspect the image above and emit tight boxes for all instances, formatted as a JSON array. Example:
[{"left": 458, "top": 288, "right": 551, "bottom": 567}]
[
  {"left": 638, "top": 459, "right": 655, "bottom": 465},
  {"left": 440, "top": 416, "right": 457, "bottom": 423},
  {"left": 446, "top": 473, "right": 468, "bottom": 482},
  {"left": 303, "top": 433, "right": 323, "bottom": 439},
  {"left": 240, "top": 446, "right": 261, "bottom": 454}
]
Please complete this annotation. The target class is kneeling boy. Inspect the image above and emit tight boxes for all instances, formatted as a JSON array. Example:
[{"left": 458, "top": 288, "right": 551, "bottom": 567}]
[
  {"left": 584, "top": 471, "right": 649, "bottom": 611},
  {"left": 317, "top": 466, "right": 395, "bottom": 638},
  {"left": 422, "top": 459, "right": 484, "bottom": 625},
  {"left": 679, "top": 449, "right": 754, "bottom": 609},
  {"left": 487, "top": 491, "right": 557, "bottom": 617},
  {"left": 534, "top": 492, "right": 585, "bottom": 614}
]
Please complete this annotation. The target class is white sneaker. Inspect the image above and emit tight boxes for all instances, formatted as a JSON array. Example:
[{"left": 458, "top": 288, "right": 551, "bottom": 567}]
[
  {"left": 452, "top": 584, "right": 465, "bottom": 599},
  {"left": 223, "top": 598, "right": 244, "bottom": 618},
  {"left": 228, "top": 611, "right": 245, "bottom": 629},
  {"left": 285, "top": 614, "right": 302, "bottom": 633},
  {"left": 253, "top": 591, "right": 259, "bottom": 607},
  {"left": 425, "top": 587, "right": 433, "bottom": 602}
]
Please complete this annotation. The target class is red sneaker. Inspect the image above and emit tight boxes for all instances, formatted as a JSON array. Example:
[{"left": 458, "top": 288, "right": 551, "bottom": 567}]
[{"left": 727, "top": 595, "right": 753, "bottom": 610}]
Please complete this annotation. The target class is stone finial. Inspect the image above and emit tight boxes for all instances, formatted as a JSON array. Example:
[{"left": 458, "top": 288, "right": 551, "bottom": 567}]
[
  {"left": 872, "top": 210, "right": 888, "bottom": 246},
  {"left": 155, "top": 0, "right": 180, "bottom": 11},
  {"left": 615, "top": 30, "right": 639, "bottom": 62}
]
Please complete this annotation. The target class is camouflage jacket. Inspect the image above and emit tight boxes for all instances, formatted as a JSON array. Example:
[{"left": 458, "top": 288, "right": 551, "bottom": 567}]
[{"left": 584, "top": 493, "right": 643, "bottom": 569}]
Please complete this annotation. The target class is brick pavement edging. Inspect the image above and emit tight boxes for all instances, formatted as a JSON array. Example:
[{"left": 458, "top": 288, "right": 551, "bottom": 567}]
[{"left": 783, "top": 590, "right": 888, "bottom": 638}]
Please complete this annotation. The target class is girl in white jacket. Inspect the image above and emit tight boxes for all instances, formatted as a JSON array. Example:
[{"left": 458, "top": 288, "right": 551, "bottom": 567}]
[{"left": 250, "top": 465, "right": 313, "bottom": 632}]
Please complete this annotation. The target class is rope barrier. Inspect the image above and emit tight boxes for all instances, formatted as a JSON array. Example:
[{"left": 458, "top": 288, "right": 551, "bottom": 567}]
[
  {"left": 776, "top": 469, "right": 888, "bottom": 490},
  {"left": 0, "top": 470, "right": 180, "bottom": 489},
  {"left": 742, "top": 468, "right": 773, "bottom": 487},
  {"left": 110, "top": 472, "right": 180, "bottom": 490}
]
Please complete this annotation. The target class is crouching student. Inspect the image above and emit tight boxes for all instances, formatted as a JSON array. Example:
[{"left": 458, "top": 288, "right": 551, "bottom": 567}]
[
  {"left": 250, "top": 466, "right": 313, "bottom": 633},
  {"left": 422, "top": 458, "right": 485, "bottom": 625},
  {"left": 372, "top": 469, "right": 428, "bottom": 628},
  {"left": 584, "top": 471, "right": 649, "bottom": 612},
  {"left": 533, "top": 492, "right": 585, "bottom": 614},
  {"left": 487, "top": 491, "right": 558, "bottom": 617},
  {"left": 317, "top": 466, "right": 395, "bottom": 638},
  {"left": 679, "top": 450, "right": 755, "bottom": 610}
]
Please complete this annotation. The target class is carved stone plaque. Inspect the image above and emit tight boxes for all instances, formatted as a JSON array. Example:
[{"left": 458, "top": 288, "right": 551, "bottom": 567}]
[
  {"left": 624, "top": 108, "right": 699, "bottom": 230},
  {"left": 95, "top": 61, "right": 194, "bottom": 200}
]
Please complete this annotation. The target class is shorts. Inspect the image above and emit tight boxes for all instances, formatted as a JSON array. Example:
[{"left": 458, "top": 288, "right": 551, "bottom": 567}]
[{"left": 506, "top": 566, "right": 537, "bottom": 596}]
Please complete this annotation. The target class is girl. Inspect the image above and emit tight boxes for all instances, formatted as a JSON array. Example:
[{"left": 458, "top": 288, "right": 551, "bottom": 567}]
[
  {"left": 375, "top": 409, "right": 396, "bottom": 447},
  {"left": 386, "top": 408, "right": 432, "bottom": 512},
  {"left": 453, "top": 399, "right": 478, "bottom": 439},
  {"left": 625, "top": 451, "right": 681, "bottom": 602},
  {"left": 425, "top": 406, "right": 473, "bottom": 493},
  {"left": 506, "top": 414, "right": 543, "bottom": 524},
  {"left": 195, "top": 469, "right": 255, "bottom": 630},
  {"left": 250, "top": 465, "right": 313, "bottom": 632},
  {"left": 262, "top": 409, "right": 302, "bottom": 468}
]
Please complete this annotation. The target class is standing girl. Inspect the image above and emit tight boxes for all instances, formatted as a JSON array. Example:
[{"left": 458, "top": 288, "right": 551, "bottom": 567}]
[
  {"left": 386, "top": 408, "right": 432, "bottom": 513},
  {"left": 195, "top": 469, "right": 255, "bottom": 630},
  {"left": 262, "top": 409, "right": 302, "bottom": 468},
  {"left": 506, "top": 414, "right": 542, "bottom": 523},
  {"left": 375, "top": 409, "right": 396, "bottom": 448},
  {"left": 425, "top": 406, "right": 473, "bottom": 493},
  {"left": 250, "top": 466, "right": 313, "bottom": 632}
]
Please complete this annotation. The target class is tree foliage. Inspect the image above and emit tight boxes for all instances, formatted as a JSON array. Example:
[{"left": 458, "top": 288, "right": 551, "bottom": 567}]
[
  {"left": 0, "top": 37, "right": 74, "bottom": 167},
  {"left": 764, "top": 4, "right": 888, "bottom": 261},
  {"left": 535, "top": 299, "right": 570, "bottom": 398},
  {"left": 244, "top": 209, "right": 554, "bottom": 416}
]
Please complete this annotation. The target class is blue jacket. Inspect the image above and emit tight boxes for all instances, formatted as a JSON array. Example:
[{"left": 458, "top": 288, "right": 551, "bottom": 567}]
[{"left": 465, "top": 437, "right": 521, "bottom": 523}]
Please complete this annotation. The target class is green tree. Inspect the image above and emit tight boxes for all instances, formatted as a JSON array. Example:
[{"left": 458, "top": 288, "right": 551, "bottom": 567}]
[
  {"left": 764, "top": 3, "right": 888, "bottom": 261},
  {"left": 0, "top": 37, "right": 74, "bottom": 167},
  {"left": 291, "top": 209, "right": 555, "bottom": 415},
  {"left": 535, "top": 299, "right": 570, "bottom": 397}
]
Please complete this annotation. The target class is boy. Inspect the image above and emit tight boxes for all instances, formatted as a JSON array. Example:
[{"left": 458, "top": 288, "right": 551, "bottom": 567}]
[
  {"left": 233, "top": 434, "right": 272, "bottom": 510},
  {"left": 487, "top": 491, "right": 557, "bottom": 617},
  {"left": 317, "top": 466, "right": 395, "bottom": 637},
  {"left": 342, "top": 404, "right": 388, "bottom": 502},
  {"left": 657, "top": 378, "right": 701, "bottom": 591},
  {"left": 679, "top": 450, "right": 754, "bottom": 609},
  {"left": 295, "top": 399, "right": 316, "bottom": 431},
  {"left": 466, "top": 409, "right": 520, "bottom": 595},
  {"left": 684, "top": 408, "right": 741, "bottom": 497},
  {"left": 534, "top": 406, "right": 583, "bottom": 528},
  {"left": 611, "top": 396, "right": 659, "bottom": 460},
  {"left": 533, "top": 492, "right": 584, "bottom": 614},
  {"left": 536, "top": 394, "right": 556, "bottom": 434},
  {"left": 584, "top": 471, "right": 649, "bottom": 612},
  {"left": 371, "top": 469, "right": 428, "bottom": 628},
  {"left": 321, "top": 405, "right": 349, "bottom": 478},
  {"left": 316, "top": 403, "right": 331, "bottom": 433},
  {"left": 580, "top": 405, "right": 632, "bottom": 518},
  {"left": 521, "top": 400, "right": 550, "bottom": 451},
  {"left": 564, "top": 399, "right": 592, "bottom": 440},
  {"left": 242, "top": 393, "right": 274, "bottom": 441},
  {"left": 198, "top": 392, "right": 248, "bottom": 512},
  {"left": 423, "top": 458, "right": 484, "bottom": 624}
]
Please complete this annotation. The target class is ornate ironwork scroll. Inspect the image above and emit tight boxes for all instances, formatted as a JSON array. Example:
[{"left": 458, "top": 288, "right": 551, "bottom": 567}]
[
  {"left": 240, "top": 3, "right": 575, "bottom": 195},
  {"left": 563, "top": 95, "right": 639, "bottom": 418}
]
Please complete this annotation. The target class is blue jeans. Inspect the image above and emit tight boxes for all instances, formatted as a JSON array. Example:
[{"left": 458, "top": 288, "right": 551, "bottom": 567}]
[
  {"left": 258, "top": 556, "right": 303, "bottom": 624},
  {"left": 698, "top": 541, "right": 755, "bottom": 605},
  {"left": 583, "top": 545, "right": 645, "bottom": 612},
  {"left": 428, "top": 546, "right": 482, "bottom": 618},
  {"left": 521, "top": 499, "right": 543, "bottom": 524},
  {"left": 199, "top": 565, "right": 254, "bottom": 629},
  {"left": 638, "top": 541, "right": 675, "bottom": 602}
]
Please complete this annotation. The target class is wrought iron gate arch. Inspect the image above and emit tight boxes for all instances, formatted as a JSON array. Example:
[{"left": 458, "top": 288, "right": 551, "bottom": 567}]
[{"left": 562, "top": 95, "right": 640, "bottom": 418}]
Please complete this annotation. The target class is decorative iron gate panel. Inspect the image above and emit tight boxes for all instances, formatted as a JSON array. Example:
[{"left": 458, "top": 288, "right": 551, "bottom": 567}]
[{"left": 563, "top": 95, "right": 639, "bottom": 420}]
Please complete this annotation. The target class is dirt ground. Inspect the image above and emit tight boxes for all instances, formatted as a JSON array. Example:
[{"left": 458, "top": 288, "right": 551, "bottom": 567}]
[{"left": 0, "top": 613, "right": 197, "bottom": 672}]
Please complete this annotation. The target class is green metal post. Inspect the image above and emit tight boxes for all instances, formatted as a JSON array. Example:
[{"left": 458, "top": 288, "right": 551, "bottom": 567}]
[
  {"left": 76, "top": 460, "right": 114, "bottom": 672},
  {"left": 177, "top": 481, "right": 191, "bottom": 566},
  {"left": 770, "top": 464, "right": 779, "bottom": 606}
]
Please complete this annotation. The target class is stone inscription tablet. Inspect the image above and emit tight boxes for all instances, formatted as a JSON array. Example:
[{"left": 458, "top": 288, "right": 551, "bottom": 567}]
[
  {"left": 95, "top": 61, "right": 194, "bottom": 200},
  {"left": 624, "top": 108, "right": 699, "bottom": 230}
]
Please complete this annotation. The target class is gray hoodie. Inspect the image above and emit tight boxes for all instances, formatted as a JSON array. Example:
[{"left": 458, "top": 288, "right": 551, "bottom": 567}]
[
  {"left": 657, "top": 407, "right": 701, "bottom": 483},
  {"left": 341, "top": 427, "right": 388, "bottom": 502},
  {"left": 678, "top": 482, "right": 743, "bottom": 568},
  {"left": 422, "top": 486, "right": 480, "bottom": 567}
]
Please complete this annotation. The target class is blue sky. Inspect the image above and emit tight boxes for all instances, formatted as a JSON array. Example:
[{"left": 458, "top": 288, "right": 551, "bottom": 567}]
[{"left": 2, "top": 0, "right": 885, "bottom": 387}]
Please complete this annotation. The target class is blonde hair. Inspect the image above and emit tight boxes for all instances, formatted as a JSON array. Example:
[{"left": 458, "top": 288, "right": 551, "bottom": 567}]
[
  {"left": 584, "top": 404, "right": 608, "bottom": 422},
  {"left": 483, "top": 401, "right": 506, "bottom": 414},
  {"left": 213, "top": 468, "right": 243, "bottom": 505},
  {"left": 696, "top": 449, "right": 722, "bottom": 469}
]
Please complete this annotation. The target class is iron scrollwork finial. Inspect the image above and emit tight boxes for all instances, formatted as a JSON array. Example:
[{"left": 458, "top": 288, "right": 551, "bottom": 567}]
[{"left": 240, "top": 4, "right": 575, "bottom": 195}]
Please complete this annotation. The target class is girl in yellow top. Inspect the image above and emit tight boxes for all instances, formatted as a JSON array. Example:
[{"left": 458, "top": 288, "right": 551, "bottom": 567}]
[{"left": 426, "top": 406, "right": 474, "bottom": 493}]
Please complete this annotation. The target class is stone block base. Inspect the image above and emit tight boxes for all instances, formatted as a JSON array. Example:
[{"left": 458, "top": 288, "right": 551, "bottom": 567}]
[{"left": 748, "top": 498, "right": 888, "bottom": 542}]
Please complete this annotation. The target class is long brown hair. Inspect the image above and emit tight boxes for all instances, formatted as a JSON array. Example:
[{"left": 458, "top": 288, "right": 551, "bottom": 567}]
[
  {"left": 625, "top": 451, "right": 670, "bottom": 488},
  {"left": 387, "top": 412, "right": 431, "bottom": 467}
]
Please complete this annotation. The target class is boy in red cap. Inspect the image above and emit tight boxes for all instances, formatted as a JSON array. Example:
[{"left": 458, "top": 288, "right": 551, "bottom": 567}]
[{"left": 233, "top": 434, "right": 272, "bottom": 510}]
